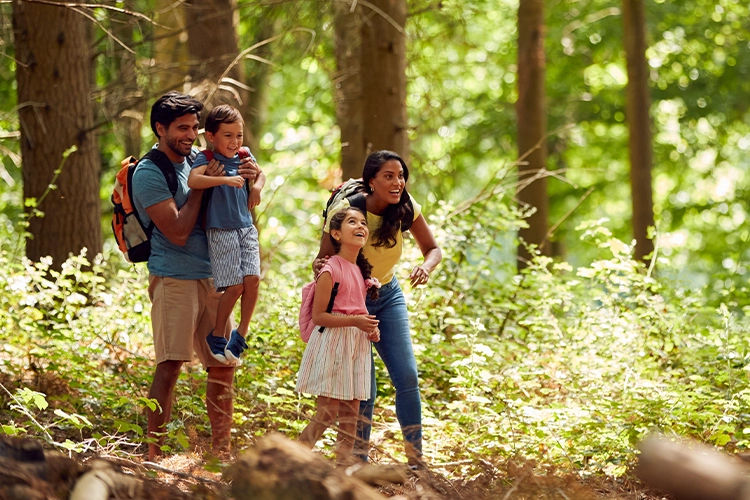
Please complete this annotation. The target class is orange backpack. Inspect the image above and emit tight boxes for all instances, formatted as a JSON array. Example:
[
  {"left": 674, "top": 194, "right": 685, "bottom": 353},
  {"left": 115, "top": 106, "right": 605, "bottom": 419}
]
[{"left": 111, "top": 149, "right": 179, "bottom": 263}]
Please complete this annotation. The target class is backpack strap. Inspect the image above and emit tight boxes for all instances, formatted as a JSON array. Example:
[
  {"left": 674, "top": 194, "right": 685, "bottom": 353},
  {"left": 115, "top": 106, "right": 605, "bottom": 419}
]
[
  {"left": 347, "top": 192, "right": 367, "bottom": 213},
  {"left": 317, "top": 282, "right": 340, "bottom": 333},
  {"left": 132, "top": 149, "right": 181, "bottom": 236},
  {"left": 141, "top": 149, "right": 178, "bottom": 196}
]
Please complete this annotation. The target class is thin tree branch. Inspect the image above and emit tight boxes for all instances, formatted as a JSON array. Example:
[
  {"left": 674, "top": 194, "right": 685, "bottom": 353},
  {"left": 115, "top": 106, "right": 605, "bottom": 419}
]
[{"left": 20, "top": 0, "right": 157, "bottom": 25}]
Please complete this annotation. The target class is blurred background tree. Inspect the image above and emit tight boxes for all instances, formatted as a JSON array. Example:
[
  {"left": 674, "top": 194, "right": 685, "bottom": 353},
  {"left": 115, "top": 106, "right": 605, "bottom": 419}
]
[{"left": 0, "top": 0, "right": 747, "bottom": 289}]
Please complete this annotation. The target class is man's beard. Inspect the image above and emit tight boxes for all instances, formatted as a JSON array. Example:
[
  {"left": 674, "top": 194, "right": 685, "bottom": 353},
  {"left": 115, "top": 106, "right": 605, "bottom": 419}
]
[{"left": 166, "top": 135, "right": 192, "bottom": 158}]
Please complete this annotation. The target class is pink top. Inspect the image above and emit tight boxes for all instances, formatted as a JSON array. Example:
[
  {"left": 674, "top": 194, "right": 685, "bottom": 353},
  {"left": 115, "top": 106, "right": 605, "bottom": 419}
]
[{"left": 318, "top": 255, "right": 369, "bottom": 315}]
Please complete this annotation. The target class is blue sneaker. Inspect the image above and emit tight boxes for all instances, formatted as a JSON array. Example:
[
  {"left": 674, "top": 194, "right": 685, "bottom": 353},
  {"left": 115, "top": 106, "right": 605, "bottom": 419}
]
[
  {"left": 224, "top": 329, "right": 248, "bottom": 365},
  {"left": 205, "top": 331, "right": 229, "bottom": 363}
]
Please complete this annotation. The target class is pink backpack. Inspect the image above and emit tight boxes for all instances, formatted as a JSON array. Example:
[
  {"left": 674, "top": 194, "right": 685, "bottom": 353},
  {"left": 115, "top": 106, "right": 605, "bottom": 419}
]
[{"left": 299, "top": 280, "right": 340, "bottom": 343}]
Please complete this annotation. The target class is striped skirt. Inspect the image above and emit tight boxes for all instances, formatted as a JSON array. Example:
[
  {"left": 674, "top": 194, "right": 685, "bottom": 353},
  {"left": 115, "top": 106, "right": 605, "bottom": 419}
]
[{"left": 295, "top": 320, "right": 372, "bottom": 401}]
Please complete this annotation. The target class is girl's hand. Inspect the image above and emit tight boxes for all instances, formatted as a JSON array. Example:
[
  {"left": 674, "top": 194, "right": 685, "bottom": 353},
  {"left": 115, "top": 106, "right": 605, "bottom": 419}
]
[
  {"left": 353, "top": 314, "right": 379, "bottom": 333},
  {"left": 367, "top": 327, "right": 380, "bottom": 342},
  {"left": 225, "top": 175, "right": 245, "bottom": 188},
  {"left": 409, "top": 265, "right": 431, "bottom": 286}
]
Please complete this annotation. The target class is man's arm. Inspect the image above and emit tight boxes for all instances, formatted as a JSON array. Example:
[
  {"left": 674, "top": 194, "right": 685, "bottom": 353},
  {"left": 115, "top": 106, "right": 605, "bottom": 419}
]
[{"left": 145, "top": 191, "right": 203, "bottom": 247}]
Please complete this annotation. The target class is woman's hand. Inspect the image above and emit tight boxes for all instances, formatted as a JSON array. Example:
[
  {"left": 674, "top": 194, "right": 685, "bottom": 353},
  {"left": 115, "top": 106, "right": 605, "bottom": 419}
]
[
  {"left": 353, "top": 314, "right": 379, "bottom": 333},
  {"left": 409, "top": 265, "right": 431, "bottom": 287},
  {"left": 312, "top": 256, "right": 329, "bottom": 276}
]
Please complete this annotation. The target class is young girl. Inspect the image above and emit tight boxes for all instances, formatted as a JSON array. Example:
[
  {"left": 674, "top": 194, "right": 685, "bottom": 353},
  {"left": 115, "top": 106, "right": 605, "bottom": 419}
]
[
  {"left": 313, "top": 150, "right": 442, "bottom": 469},
  {"left": 296, "top": 207, "right": 381, "bottom": 465}
]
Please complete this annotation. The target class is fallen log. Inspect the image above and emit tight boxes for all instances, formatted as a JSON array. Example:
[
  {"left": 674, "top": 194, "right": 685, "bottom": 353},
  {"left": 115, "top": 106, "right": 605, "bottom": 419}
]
[
  {"left": 637, "top": 435, "right": 750, "bottom": 500},
  {"left": 0, "top": 436, "right": 80, "bottom": 499},
  {"left": 225, "top": 432, "right": 404, "bottom": 500},
  {"left": 0, "top": 436, "right": 192, "bottom": 499}
]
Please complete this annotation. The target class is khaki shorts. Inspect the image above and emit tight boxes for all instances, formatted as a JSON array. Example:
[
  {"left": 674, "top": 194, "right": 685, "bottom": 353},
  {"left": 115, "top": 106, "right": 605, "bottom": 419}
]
[{"left": 148, "top": 275, "right": 233, "bottom": 368}]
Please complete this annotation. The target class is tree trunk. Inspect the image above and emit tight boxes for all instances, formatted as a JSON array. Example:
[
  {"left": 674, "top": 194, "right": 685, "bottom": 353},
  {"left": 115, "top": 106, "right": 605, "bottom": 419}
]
[
  {"left": 622, "top": 0, "right": 655, "bottom": 264},
  {"left": 516, "top": 0, "right": 548, "bottom": 270},
  {"left": 184, "top": 0, "right": 254, "bottom": 145},
  {"left": 109, "top": 0, "right": 144, "bottom": 156},
  {"left": 333, "top": 2, "right": 365, "bottom": 180},
  {"left": 12, "top": 0, "right": 102, "bottom": 268},
  {"left": 360, "top": 0, "right": 408, "bottom": 161},
  {"left": 184, "top": 0, "right": 243, "bottom": 103},
  {"left": 153, "top": 0, "right": 190, "bottom": 93},
  {"left": 244, "top": 15, "right": 281, "bottom": 154}
]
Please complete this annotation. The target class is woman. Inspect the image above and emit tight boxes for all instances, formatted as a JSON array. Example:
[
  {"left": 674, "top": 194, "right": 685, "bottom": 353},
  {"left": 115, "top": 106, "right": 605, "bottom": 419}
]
[{"left": 313, "top": 150, "right": 442, "bottom": 468}]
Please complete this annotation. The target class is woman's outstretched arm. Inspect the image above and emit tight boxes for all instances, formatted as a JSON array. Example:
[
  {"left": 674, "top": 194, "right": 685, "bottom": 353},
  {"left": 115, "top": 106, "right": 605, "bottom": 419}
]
[{"left": 408, "top": 214, "right": 442, "bottom": 286}]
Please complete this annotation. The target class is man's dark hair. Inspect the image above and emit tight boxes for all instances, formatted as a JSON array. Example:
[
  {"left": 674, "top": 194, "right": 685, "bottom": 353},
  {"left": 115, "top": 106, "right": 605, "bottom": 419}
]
[
  {"left": 150, "top": 91, "right": 204, "bottom": 138},
  {"left": 205, "top": 104, "right": 243, "bottom": 134}
]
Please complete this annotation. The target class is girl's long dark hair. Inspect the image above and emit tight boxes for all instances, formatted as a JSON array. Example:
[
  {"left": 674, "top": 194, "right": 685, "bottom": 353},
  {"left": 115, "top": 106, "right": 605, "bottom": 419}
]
[
  {"left": 362, "top": 150, "right": 414, "bottom": 248},
  {"left": 329, "top": 208, "right": 379, "bottom": 300}
]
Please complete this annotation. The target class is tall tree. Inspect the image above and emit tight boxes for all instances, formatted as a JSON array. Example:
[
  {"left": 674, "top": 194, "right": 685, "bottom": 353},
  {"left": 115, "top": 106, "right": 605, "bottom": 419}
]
[
  {"left": 108, "top": 0, "right": 144, "bottom": 156},
  {"left": 243, "top": 9, "right": 282, "bottom": 154},
  {"left": 333, "top": 2, "right": 365, "bottom": 180},
  {"left": 516, "top": 0, "right": 548, "bottom": 269},
  {"left": 622, "top": 0, "right": 655, "bottom": 263},
  {"left": 153, "top": 0, "right": 190, "bottom": 93},
  {"left": 184, "top": 1, "right": 247, "bottom": 118},
  {"left": 360, "top": 0, "right": 408, "bottom": 160},
  {"left": 12, "top": 0, "right": 102, "bottom": 267}
]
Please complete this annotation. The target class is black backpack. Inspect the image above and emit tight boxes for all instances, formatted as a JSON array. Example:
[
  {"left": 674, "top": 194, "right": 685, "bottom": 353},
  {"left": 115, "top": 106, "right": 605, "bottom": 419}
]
[{"left": 321, "top": 178, "right": 413, "bottom": 232}]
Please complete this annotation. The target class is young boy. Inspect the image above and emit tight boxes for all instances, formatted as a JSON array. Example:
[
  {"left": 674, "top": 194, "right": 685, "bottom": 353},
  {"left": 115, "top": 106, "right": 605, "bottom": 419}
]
[{"left": 188, "top": 104, "right": 265, "bottom": 365}]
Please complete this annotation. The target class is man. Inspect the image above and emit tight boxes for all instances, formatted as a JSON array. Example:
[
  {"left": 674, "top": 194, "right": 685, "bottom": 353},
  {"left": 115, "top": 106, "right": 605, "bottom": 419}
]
[{"left": 132, "top": 92, "right": 259, "bottom": 459}]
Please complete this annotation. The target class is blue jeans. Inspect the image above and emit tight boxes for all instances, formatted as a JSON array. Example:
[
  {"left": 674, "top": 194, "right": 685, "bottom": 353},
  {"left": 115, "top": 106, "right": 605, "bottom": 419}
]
[{"left": 356, "top": 276, "right": 422, "bottom": 459}]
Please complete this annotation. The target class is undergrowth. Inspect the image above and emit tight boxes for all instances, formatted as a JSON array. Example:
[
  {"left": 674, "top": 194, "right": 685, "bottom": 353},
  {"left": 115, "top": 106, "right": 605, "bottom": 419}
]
[{"left": 0, "top": 198, "right": 748, "bottom": 485}]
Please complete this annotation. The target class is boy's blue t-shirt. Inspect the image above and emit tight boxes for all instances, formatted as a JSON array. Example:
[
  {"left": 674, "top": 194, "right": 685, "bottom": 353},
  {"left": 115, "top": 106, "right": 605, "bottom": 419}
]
[
  {"left": 192, "top": 148, "right": 254, "bottom": 230},
  {"left": 131, "top": 148, "right": 212, "bottom": 280}
]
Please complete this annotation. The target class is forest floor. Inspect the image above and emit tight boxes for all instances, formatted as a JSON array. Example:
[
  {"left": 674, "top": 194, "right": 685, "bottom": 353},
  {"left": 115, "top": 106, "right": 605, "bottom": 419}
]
[{"left": 136, "top": 439, "right": 672, "bottom": 500}]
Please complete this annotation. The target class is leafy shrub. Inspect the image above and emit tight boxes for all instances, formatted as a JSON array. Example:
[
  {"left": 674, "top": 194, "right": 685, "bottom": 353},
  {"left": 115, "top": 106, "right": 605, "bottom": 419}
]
[{"left": 0, "top": 193, "right": 747, "bottom": 480}]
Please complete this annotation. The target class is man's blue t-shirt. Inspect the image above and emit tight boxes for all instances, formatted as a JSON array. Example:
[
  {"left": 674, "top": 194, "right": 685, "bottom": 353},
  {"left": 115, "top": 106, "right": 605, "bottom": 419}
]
[
  {"left": 131, "top": 149, "right": 212, "bottom": 279},
  {"left": 192, "top": 148, "right": 254, "bottom": 230}
]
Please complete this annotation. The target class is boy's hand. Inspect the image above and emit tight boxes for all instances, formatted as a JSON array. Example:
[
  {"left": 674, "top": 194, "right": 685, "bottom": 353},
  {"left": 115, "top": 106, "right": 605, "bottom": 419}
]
[
  {"left": 238, "top": 156, "right": 259, "bottom": 184},
  {"left": 249, "top": 186, "right": 262, "bottom": 208},
  {"left": 225, "top": 175, "right": 245, "bottom": 188},
  {"left": 352, "top": 314, "right": 379, "bottom": 333}
]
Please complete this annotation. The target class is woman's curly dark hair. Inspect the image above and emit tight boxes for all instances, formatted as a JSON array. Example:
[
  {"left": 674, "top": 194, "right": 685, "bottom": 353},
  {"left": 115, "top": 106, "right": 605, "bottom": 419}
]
[
  {"left": 329, "top": 208, "right": 379, "bottom": 300},
  {"left": 362, "top": 150, "right": 414, "bottom": 248}
]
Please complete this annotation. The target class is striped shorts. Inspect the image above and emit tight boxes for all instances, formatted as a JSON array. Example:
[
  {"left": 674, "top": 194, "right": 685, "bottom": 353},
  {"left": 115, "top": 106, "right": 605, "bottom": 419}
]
[
  {"left": 295, "top": 318, "right": 372, "bottom": 401},
  {"left": 206, "top": 226, "right": 260, "bottom": 292}
]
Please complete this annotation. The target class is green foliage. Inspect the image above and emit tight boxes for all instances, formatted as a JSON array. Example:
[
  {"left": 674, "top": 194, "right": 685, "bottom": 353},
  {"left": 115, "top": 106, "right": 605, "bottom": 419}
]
[
  {"left": 0, "top": 189, "right": 747, "bottom": 478},
  {"left": 1, "top": 0, "right": 750, "bottom": 481}
]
